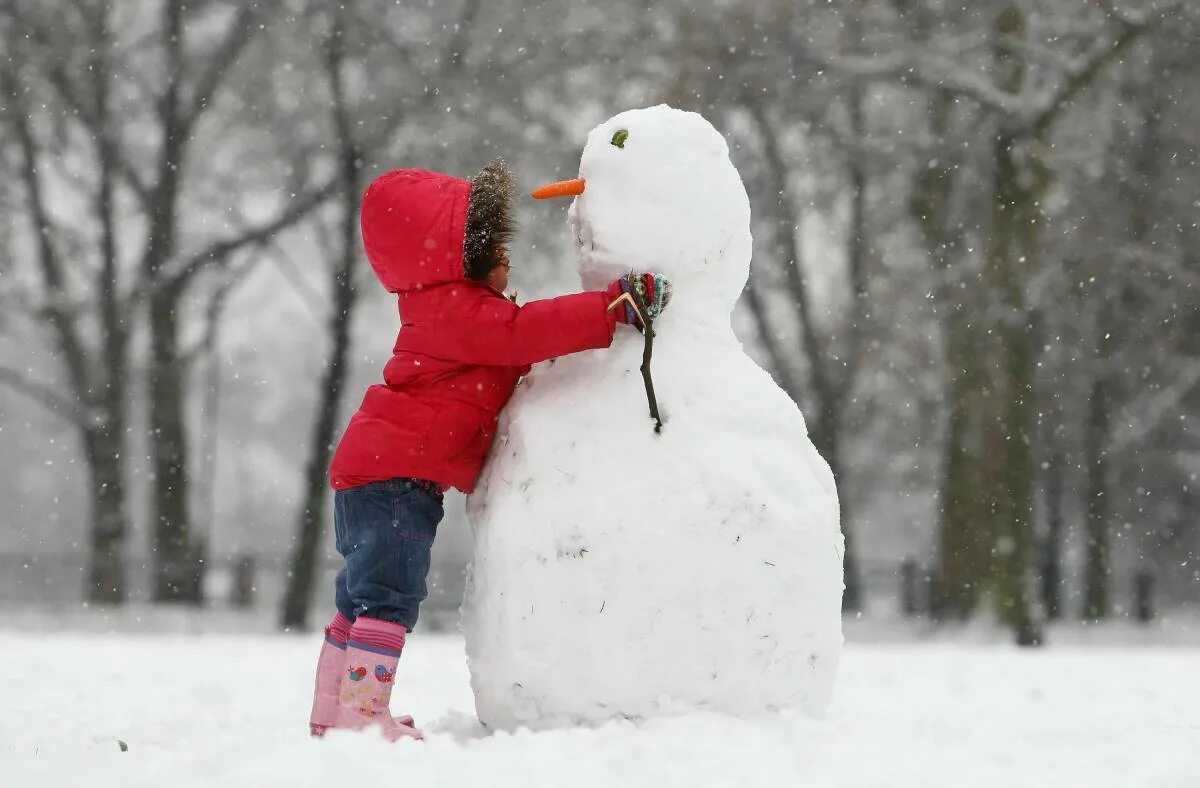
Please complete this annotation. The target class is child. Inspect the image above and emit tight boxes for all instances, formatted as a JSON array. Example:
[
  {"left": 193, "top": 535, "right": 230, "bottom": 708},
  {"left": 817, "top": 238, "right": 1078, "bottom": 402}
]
[{"left": 308, "top": 161, "right": 671, "bottom": 740}]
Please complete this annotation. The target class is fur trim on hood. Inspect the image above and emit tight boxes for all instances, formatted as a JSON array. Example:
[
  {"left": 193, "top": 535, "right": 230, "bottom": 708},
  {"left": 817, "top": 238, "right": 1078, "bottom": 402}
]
[{"left": 463, "top": 159, "right": 516, "bottom": 281}]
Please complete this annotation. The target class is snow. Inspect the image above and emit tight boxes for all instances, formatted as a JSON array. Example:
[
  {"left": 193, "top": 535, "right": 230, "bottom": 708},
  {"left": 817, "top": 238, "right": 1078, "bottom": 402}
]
[
  {"left": 463, "top": 106, "right": 843, "bottom": 730},
  {"left": 3, "top": 630, "right": 1198, "bottom": 787}
]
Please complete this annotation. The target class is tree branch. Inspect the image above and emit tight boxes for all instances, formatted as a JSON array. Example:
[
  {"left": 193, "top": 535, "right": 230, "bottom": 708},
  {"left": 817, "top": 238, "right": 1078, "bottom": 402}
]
[
  {"left": 0, "top": 366, "right": 87, "bottom": 425},
  {"left": 179, "top": 255, "right": 257, "bottom": 366},
  {"left": 1029, "top": 15, "right": 1155, "bottom": 137},
  {"left": 808, "top": 6, "right": 1157, "bottom": 135},
  {"left": 746, "top": 96, "right": 835, "bottom": 432},
  {"left": 138, "top": 0, "right": 187, "bottom": 282},
  {"left": 1, "top": 61, "right": 94, "bottom": 410},
  {"left": 12, "top": 3, "right": 152, "bottom": 206},
  {"left": 835, "top": 79, "right": 870, "bottom": 405},
  {"left": 740, "top": 272, "right": 804, "bottom": 402},
  {"left": 179, "top": 4, "right": 264, "bottom": 131},
  {"left": 1091, "top": 0, "right": 1169, "bottom": 28},
  {"left": 265, "top": 244, "right": 329, "bottom": 321},
  {"left": 795, "top": 45, "right": 1026, "bottom": 118},
  {"left": 1108, "top": 360, "right": 1200, "bottom": 454},
  {"left": 164, "top": 179, "right": 339, "bottom": 289}
]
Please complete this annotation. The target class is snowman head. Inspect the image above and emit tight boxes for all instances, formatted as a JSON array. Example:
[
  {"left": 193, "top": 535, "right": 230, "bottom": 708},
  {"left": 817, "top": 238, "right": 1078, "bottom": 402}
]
[{"left": 535, "top": 105, "right": 752, "bottom": 323}]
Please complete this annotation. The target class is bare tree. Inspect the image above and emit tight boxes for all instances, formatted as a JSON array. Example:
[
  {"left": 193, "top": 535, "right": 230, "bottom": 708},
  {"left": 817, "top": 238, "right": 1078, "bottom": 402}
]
[
  {"left": 1, "top": 0, "right": 337, "bottom": 603},
  {"left": 137, "top": 3, "right": 343, "bottom": 602},
  {"left": 1, "top": 3, "right": 133, "bottom": 602},
  {"left": 278, "top": 3, "right": 366, "bottom": 631},
  {"left": 814, "top": 0, "right": 1158, "bottom": 642}
]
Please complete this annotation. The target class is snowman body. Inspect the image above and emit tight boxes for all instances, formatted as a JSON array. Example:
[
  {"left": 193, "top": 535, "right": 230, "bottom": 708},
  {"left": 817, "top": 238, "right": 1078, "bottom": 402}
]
[{"left": 463, "top": 106, "right": 843, "bottom": 730}]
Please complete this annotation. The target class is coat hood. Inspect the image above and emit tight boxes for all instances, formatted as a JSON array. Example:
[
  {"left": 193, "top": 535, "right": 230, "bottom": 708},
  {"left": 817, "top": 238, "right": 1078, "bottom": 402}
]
[{"left": 360, "top": 169, "right": 472, "bottom": 293}]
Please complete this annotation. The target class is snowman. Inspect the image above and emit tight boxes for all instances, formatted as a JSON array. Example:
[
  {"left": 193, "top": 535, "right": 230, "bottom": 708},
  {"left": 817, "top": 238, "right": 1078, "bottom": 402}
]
[{"left": 462, "top": 105, "right": 843, "bottom": 731}]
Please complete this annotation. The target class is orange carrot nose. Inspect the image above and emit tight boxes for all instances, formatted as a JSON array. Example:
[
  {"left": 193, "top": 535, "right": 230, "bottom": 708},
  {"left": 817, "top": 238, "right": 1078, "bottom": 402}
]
[{"left": 532, "top": 177, "right": 586, "bottom": 200}]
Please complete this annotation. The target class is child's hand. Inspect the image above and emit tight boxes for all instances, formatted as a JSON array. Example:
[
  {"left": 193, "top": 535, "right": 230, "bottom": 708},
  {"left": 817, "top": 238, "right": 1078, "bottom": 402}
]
[{"left": 606, "top": 272, "right": 672, "bottom": 330}]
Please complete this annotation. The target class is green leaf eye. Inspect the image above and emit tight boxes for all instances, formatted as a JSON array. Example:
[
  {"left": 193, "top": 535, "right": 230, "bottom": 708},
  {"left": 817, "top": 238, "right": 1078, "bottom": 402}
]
[{"left": 610, "top": 129, "right": 629, "bottom": 149}]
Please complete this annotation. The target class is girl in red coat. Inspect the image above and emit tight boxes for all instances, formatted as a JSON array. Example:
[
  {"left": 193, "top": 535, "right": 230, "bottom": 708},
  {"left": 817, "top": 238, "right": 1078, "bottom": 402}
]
[{"left": 307, "top": 161, "right": 671, "bottom": 740}]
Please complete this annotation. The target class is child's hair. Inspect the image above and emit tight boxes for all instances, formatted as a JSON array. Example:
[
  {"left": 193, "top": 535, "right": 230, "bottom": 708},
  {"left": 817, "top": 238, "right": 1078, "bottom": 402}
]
[{"left": 464, "top": 159, "right": 516, "bottom": 281}]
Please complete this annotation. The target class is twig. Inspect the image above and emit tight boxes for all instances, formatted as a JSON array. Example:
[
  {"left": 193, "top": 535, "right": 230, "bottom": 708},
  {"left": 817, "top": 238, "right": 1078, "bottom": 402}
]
[{"left": 608, "top": 290, "right": 663, "bottom": 433}]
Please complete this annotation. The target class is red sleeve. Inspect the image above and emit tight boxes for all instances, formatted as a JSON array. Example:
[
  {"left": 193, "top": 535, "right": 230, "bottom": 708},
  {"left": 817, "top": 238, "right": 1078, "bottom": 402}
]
[{"left": 431, "top": 289, "right": 617, "bottom": 367}]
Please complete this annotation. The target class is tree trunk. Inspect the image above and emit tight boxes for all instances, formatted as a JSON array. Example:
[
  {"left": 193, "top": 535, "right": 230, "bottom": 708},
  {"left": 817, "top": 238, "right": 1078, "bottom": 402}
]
[
  {"left": 279, "top": 251, "right": 357, "bottom": 629},
  {"left": 3, "top": 50, "right": 134, "bottom": 604},
  {"left": 88, "top": 3, "right": 130, "bottom": 605},
  {"left": 936, "top": 313, "right": 989, "bottom": 619},
  {"left": 909, "top": 91, "right": 990, "bottom": 621},
  {"left": 1040, "top": 442, "right": 1064, "bottom": 620},
  {"left": 837, "top": 82, "right": 869, "bottom": 614},
  {"left": 986, "top": 130, "right": 1042, "bottom": 646},
  {"left": 747, "top": 98, "right": 862, "bottom": 612},
  {"left": 994, "top": 299, "right": 1041, "bottom": 645},
  {"left": 149, "top": 286, "right": 204, "bottom": 603},
  {"left": 978, "top": 5, "right": 1043, "bottom": 647},
  {"left": 837, "top": 451, "right": 862, "bottom": 613},
  {"left": 280, "top": 5, "right": 361, "bottom": 630},
  {"left": 1082, "top": 319, "right": 1112, "bottom": 620},
  {"left": 811, "top": 422, "right": 857, "bottom": 610},
  {"left": 741, "top": 272, "right": 803, "bottom": 401},
  {"left": 82, "top": 424, "right": 128, "bottom": 604}
]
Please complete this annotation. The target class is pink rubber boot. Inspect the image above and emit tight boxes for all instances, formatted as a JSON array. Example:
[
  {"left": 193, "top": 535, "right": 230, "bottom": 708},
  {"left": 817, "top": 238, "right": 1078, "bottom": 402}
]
[
  {"left": 310, "top": 613, "right": 414, "bottom": 737},
  {"left": 336, "top": 616, "right": 423, "bottom": 741},
  {"left": 309, "top": 613, "right": 352, "bottom": 737}
]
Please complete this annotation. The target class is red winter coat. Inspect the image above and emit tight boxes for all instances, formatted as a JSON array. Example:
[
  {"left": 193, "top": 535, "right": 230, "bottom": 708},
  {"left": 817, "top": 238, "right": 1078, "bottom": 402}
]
[{"left": 329, "top": 169, "right": 617, "bottom": 493}]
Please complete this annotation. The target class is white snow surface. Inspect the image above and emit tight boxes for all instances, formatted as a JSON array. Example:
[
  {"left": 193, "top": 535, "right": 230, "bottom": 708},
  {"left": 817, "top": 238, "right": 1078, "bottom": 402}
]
[
  {"left": 3, "top": 630, "right": 1198, "bottom": 788},
  {"left": 463, "top": 106, "right": 843, "bottom": 730}
]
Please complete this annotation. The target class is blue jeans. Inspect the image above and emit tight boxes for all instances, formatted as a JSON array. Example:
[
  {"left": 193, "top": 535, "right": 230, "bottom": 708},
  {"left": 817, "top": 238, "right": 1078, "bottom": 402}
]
[{"left": 332, "top": 478, "right": 444, "bottom": 631}]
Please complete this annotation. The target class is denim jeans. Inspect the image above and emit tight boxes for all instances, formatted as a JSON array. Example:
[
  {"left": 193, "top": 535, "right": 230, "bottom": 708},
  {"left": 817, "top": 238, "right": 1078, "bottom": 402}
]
[{"left": 332, "top": 478, "right": 444, "bottom": 631}]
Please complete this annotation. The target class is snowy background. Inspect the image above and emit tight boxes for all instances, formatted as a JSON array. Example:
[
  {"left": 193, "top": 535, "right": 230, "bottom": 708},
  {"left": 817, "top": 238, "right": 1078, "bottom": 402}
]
[{"left": 1, "top": 0, "right": 1199, "bottom": 784}]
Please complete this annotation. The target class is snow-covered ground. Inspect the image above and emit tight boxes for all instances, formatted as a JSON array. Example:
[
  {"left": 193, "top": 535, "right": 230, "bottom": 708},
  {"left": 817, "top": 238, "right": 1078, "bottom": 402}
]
[{"left": 3, "top": 627, "right": 1198, "bottom": 787}]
